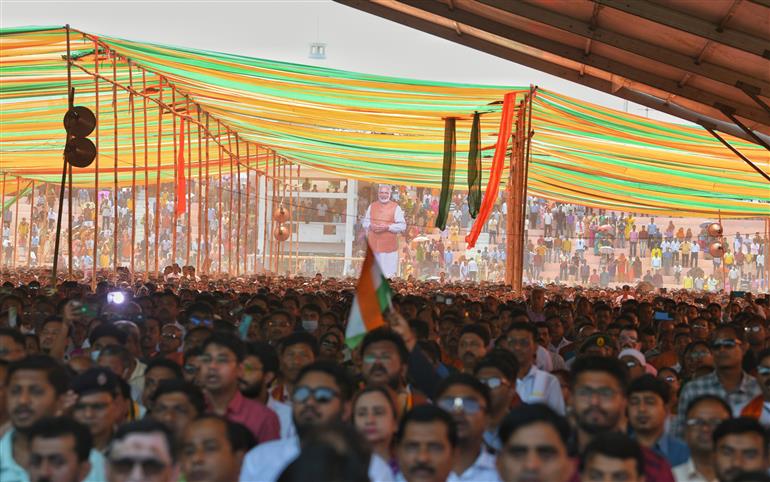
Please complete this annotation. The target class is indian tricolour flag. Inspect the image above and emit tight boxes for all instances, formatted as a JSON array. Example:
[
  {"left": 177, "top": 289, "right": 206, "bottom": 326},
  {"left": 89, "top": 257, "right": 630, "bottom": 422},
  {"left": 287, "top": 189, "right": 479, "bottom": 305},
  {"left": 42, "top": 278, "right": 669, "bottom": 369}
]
[{"left": 345, "top": 244, "right": 393, "bottom": 349}]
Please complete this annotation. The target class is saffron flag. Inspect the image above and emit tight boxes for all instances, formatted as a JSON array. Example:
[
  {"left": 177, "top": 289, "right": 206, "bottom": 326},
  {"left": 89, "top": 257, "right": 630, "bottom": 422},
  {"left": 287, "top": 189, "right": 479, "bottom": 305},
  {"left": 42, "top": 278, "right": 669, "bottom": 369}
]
[
  {"left": 175, "top": 119, "right": 186, "bottom": 216},
  {"left": 345, "top": 243, "right": 393, "bottom": 349}
]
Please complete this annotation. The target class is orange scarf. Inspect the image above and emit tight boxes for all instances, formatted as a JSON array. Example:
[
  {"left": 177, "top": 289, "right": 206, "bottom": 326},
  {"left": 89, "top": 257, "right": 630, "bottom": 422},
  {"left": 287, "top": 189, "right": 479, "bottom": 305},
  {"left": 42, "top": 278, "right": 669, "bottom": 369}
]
[{"left": 741, "top": 394, "right": 765, "bottom": 419}]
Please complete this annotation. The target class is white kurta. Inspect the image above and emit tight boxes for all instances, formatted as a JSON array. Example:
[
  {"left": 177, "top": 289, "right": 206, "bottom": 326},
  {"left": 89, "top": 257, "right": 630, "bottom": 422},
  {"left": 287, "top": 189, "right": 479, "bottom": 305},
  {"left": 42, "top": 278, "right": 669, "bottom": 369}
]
[{"left": 362, "top": 203, "right": 406, "bottom": 278}]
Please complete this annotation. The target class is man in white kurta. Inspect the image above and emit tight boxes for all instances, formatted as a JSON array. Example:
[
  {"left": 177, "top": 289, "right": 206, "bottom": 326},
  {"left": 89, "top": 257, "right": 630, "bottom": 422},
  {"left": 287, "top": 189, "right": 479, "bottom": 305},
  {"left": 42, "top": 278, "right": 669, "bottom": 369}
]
[{"left": 362, "top": 185, "right": 406, "bottom": 278}]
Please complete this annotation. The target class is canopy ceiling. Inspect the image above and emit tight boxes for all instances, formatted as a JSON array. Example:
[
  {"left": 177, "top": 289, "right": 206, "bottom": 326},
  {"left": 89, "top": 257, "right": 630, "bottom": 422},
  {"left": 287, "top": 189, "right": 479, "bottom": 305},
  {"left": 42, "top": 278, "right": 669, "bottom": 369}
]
[
  {"left": 338, "top": 0, "right": 770, "bottom": 142},
  {"left": 0, "top": 26, "right": 768, "bottom": 217}
]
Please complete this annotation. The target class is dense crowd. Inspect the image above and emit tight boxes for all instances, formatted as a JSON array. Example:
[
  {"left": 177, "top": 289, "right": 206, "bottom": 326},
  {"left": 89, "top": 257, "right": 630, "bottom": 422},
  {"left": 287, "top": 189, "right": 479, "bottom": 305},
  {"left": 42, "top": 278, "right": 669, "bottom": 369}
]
[{"left": 1, "top": 270, "right": 770, "bottom": 482}]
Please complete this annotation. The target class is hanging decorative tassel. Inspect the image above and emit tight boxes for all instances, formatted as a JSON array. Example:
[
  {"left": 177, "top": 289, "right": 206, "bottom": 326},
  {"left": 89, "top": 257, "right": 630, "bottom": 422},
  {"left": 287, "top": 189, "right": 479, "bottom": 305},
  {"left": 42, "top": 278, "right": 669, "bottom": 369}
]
[
  {"left": 467, "top": 112, "right": 482, "bottom": 218},
  {"left": 435, "top": 117, "right": 456, "bottom": 231}
]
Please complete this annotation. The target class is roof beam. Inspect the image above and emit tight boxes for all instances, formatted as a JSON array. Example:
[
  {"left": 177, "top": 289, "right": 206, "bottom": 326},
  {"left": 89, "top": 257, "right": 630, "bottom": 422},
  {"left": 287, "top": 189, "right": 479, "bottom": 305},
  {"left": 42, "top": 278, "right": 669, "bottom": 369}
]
[
  {"left": 397, "top": 0, "right": 770, "bottom": 126},
  {"left": 596, "top": 0, "right": 770, "bottom": 59},
  {"left": 336, "top": 0, "right": 769, "bottom": 143},
  {"left": 476, "top": 0, "right": 770, "bottom": 95}
]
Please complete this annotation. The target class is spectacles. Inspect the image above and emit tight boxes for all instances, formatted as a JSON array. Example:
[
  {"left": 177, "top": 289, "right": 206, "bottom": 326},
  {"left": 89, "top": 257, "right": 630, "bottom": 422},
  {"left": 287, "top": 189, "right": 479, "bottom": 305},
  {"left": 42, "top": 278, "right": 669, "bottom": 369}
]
[
  {"left": 711, "top": 339, "right": 739, "bottom": 350},
  {"left": 575, "top": 386, "right": 617, "bottom": 401},
  {"left": 292, "top": 386, "right": 339, "bottom": 405},
  {"left": 109, "top": 457, "right": 167, "bottom": 476},
  {"left": 183, "top": 364, "right": 198, "bottom": 375},
  {"left": 506, "top": 338, "right": 532, "bottom": 348},
  {"left": 363, "top": 353, "right": 394, "bottom": 364},
  {"left": 479, "top": 377, "right": 508, "bottom": 390},
  {"left": 687, "top": 351, "right": 711, "bottom": 359},
  {"left": 757, "top": 366, "right": 770, "bottom": 376},
  {"left": 661, "top": 375, "right": 676, "bottom": 383},
  {"left": 692, "top": 324, "right": 707, "bottom": 330},
  {"left": 161, "top": 332, "right": 180, "bottom": 339},
  {"left": 685, "top": 418, "right": 725, "bottom": 429},
  {"left": 268, "top": 320, "right": 292, "bottom": 328},
  {"left": 321, "top": 340, "right": 340, "bottom": 349},
  {"left": 624, "top": 360, "right": 640, "bottom": 368},
  {"left": 437, "top": 396, "right": 483, "bottom": 414},
  {"left": 746, "top": 325, "right": 762, "bottom": 333}
]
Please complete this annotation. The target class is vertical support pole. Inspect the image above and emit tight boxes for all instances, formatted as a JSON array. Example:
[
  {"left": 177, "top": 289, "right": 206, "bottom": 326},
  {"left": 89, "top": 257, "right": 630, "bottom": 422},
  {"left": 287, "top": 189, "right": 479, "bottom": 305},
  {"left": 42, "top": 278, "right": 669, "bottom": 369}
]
[
  {"left": 228, "top": 130, "right": 234, "bottom": 276},
  {"left": 12, "top": 177, "right": 19, "bottom": 268},
  {"left": 245, "top": 143, "right": 250, "bottom": 274},
  {"left": 196, "top": 107, "right": 203, "bottom": 272},
  {"left": 253, "top": 146, "right": 260, "bottom": 274},
  {"left": 203, "top": 113, "right": 210, "bottom": 274},
  {"left": 236, "top": 136, "right": 242, "bottom": 276},
  {"left": 262, "top": 150, "right": 268, "bottom": 271},
  {"left": 112, "top": 50, "right": 119, "bottom": 272},
  {"left": 0, "top": 173, "right": 6, "bottom": 268},
  {"left": 171, "top": 88, "right": 178, "bottom": 267},
  {"left": 142, "top": 70, "right": 149, "bottom": 273},
  {"left": 27, "top": 181, "right": 34, "bottom": 268},
  {"left": 129, "top": 61, "right": 137, "bottom": 281},
  {"left": 217, "top": 120, "right": 223, "bottom": 275},
  {"left": 92, "top": 38, "right": 100, "bottom": 288},
  {"left": 288, "top": 161, "right": 293, "bottom": 275},
  {"left": 186, "top": 100, "right": 192, "bottom": 268},
  {"left": 67, "top": 165, "right": 72, "bottom": 275},
  {"left": 154, "top": 78, "right": 164, "bottom": 277}
]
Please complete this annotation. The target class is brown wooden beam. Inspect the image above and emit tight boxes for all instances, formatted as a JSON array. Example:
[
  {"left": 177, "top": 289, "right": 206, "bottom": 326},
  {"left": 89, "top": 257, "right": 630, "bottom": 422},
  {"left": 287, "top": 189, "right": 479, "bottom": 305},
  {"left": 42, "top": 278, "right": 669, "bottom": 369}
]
[{"left": 397, "top": 0, "right": 770, "bottom": 126}]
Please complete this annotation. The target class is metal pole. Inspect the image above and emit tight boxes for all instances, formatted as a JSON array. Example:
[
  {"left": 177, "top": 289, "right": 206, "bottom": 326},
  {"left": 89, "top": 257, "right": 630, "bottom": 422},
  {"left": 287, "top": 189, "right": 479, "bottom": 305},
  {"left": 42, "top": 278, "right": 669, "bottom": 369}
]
[
  {"left": 129, "top": 61, "right": 137, "bottom": 281},
  {"left": 142, "top": 70, "right": 149, "bottom": 273},
  {"left": 112, "top": 51, "right": 119, "bottom": 272},
  {"left": 154, "top": 79, "right": 164, "bottom": 277},
  {"left": 171, "top": 88, "right": 178, "bottom": 267},
  {"left": 91, "top": 37, "right": 99, "bottom": 288}
]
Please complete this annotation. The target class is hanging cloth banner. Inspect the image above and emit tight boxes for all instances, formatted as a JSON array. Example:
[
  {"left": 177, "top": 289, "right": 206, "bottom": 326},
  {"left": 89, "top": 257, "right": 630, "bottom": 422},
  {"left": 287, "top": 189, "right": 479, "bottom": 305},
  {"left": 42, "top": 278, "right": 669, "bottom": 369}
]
[
  {"left": 467, "top": 112, "right": 482, "bottom": 218},
  {"left": 175, "top": 119, "right": 186, "bottom": 217},
  {"left": 434, "top": 117, "right": 457, "bottom": 231},
  {"left": 465, "top": 92, "right": 517, "bottom": 248}
]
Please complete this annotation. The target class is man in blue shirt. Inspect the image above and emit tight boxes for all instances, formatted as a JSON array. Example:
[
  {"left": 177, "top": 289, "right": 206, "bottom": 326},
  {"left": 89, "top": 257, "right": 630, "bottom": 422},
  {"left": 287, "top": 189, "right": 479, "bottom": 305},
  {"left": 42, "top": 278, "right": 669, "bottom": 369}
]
[{"left": 627, "top": 374, "right": 690, "bottom": 467}]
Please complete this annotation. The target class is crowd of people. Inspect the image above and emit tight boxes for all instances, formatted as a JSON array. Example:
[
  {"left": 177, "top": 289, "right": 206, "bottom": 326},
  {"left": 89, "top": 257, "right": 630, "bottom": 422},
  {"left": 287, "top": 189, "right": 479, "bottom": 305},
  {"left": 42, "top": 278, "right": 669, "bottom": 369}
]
[{"left": 0, "top": 268, "right": 769, "bottom": 481}]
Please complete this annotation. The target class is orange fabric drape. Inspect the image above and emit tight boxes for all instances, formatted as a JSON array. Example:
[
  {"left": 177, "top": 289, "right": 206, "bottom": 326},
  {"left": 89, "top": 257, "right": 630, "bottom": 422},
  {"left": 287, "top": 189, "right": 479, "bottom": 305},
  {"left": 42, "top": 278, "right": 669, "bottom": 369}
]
[{"left": 465, "top": 92, "right": 517, "bottom": 248}]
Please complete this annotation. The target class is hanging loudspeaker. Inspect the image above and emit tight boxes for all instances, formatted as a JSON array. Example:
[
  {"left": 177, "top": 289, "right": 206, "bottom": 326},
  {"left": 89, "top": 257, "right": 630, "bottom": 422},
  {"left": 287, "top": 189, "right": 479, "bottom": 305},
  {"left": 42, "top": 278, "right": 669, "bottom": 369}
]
[
  {"left": 64, "top": 137, "right": 96, "bottom": 168},
  {"left": 273, "top": 204, "right": 289, "bottom": 223},
  {"left": 63, "top": 106, "right": 97, "bottom": 138},
  {"left": 709, "top": 242, "right": 725, "bottom": 258},
  {"left": 707, "top": 222, "right": 723, "bottom": 237},
  {"left": 273, "top": 223, "right": 291, "bottom": 242}
]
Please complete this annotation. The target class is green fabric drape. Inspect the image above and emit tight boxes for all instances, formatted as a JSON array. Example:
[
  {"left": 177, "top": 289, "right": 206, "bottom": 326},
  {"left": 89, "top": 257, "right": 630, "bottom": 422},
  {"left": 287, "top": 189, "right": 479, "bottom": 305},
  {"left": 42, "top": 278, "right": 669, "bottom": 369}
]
[
  {"left": 435, "top": 117, "right": 456, "bottom": 231},
  {"left": 467, "top": 112, "right": 482, "bottom": 218},
  {"left": 2, "top": 185, "right": 31, "bottom": 212}
]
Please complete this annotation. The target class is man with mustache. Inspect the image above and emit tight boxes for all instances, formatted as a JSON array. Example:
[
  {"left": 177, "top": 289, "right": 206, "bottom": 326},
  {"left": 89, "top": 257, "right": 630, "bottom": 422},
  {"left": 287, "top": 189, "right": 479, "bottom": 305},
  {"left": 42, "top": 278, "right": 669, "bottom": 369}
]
[
  {"left": 362, "top": 184, "right": 406, "bottom": 278},
  {"left": 568, "top": 356, "right": 674, "bottom": 481},
  {"left": 505, "top": 322, "right": 565, "bottom": 415},
  {"left": 200, "top": 332, "right": 279, "bottom": 444},
  {"left": 434, "top": 374, "right": 499, "bottom": 482},
  {"left": 26, "top": 417, "right": 93, "bottom": 482},
  {"left": 1, "top": 355, "right": 105, "bottom": 482},
  {"left": 181, "top": 415, "right": 253, "bottom": 482},
  {"left": 673, "top": 395, "right": 732, "bottom": 482},
  {"left": 361, "top": 328, "right": 432, "bottom": 418},
  {"left": 239, "top": 341, "right": 294, "bottom": 438},
  {"left": 457, "top": 325, "right": 489, "bottom": 374},
  {"left": 713, "top": 417, "right": 770, "bottom": 482},
  {"left": 396, "top": 405, "right": 457, "bottom": 482},
  {"left": 239, "top": 361, "right": 394, "bottom": 482},
  {"left": 495, "top": 404, "right": 572, "bottom": 482},
  {"left": 627, "top": 375, "right": 690, "bottom": 467}
]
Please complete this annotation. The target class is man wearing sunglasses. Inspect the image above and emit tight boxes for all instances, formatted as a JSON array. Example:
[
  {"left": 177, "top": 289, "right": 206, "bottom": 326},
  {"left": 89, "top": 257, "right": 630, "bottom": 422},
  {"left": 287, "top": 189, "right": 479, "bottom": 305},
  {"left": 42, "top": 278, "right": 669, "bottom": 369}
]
[
  {"left": 239, "top": 361, "right": 394, "bottom": 482},
  {"left": 434, "top": 373, "right": 500, "bottom": 482},
  {"left": 473, "top": 350, "right": 520, "bottom": 453},
  {"left": 676, "top": 325, "right": 760, "bottom": 436},
  {"left": 105, "top": 419, "right": 178, "bottom": 482}
]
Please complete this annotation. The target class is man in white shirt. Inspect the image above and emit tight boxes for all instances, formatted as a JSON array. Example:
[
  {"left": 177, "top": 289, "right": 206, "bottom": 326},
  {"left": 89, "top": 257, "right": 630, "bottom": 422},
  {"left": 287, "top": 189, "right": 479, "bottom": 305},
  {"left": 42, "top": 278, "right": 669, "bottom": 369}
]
[
  {"left": 240, "top": 361, "right": 393, "bottom": 482},
  {"left": 396, "top": 405, "right": 458, "bottom": 482},
  {"left": 672, "top": 395, "right": 731, "bottom": 482},
  {"left": 504, "top": 322, "right": 565, "bottom": 415},
  {"left": 434, "top": 374, "right": 500, "bottom": 482}
]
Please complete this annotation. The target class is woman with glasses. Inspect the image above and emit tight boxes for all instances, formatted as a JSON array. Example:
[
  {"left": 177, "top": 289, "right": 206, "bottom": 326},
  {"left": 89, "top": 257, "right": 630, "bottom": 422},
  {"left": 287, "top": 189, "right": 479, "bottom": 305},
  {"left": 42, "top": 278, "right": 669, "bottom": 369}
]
[{"left": 352, "top": 385, "right": 399, "bottom": 475}]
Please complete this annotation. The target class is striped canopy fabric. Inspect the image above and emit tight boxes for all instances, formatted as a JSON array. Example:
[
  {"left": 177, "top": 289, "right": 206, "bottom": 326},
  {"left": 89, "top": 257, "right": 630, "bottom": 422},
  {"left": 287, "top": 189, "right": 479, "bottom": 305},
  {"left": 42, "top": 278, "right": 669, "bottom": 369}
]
[{"left": 1, "top": 26, "right": 768, "bottom": 217}]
